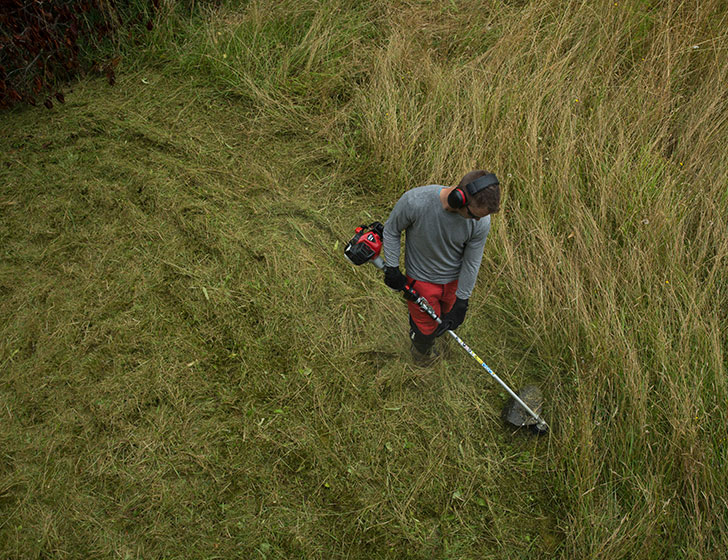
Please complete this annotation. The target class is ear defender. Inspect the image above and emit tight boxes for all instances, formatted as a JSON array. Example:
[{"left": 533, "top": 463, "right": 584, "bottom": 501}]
[
  {"left": 448, "top": 173, "right": 499, "bottom": 209},
  {"left": 447, "top": 187, "right": 467, "bottom": 208}
]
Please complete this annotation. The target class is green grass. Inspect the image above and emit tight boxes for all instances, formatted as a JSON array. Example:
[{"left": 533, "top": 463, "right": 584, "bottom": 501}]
[{"left": 2, "top": 0, "right": 727, "bottom": 558}]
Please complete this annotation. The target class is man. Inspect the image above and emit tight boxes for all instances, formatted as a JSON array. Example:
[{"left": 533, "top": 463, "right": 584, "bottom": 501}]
[{"left": 382, "top": 170, "right": 500, "bottom": 366}]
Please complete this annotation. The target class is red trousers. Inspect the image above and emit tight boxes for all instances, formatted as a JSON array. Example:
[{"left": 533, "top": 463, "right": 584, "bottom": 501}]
[{"left": 406, "top": 276, "right": 458, "bottom": 336}]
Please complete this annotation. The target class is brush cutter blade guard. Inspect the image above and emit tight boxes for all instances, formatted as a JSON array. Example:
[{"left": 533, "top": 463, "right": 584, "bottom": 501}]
[{"left": 502, "top": 385, "right": 548, "bottom": 434}]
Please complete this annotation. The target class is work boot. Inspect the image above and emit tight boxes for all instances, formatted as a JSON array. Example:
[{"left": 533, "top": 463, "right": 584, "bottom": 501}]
[
  {"left": 409, "top": 322, "right": 438, "bottom": 367},
  {"left": 410, "top": 342, "right": 440, "bottom": 368}
]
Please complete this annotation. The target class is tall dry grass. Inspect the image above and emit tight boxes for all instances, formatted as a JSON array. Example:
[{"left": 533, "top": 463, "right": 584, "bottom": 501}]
[
  {"left": 342, "top": 2, "right": 728, "bottom": 556},
  {"left": 360, "top": 2, "right": 728, "bottom": 556}
]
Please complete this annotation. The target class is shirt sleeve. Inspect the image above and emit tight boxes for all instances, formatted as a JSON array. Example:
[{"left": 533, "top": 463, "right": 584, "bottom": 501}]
[
  {"left": 382, "top": 192, "right": 414, "bottom": 268},
  {"left": 456, "top": 220, "right": 490, "bottom": 299}
]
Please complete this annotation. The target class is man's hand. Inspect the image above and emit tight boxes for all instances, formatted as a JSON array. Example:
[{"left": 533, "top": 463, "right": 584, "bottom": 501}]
[
  {"left": 401, "top": 284, "right": 419, "bottom": 302},
  {"left": 435, "top": 298, "right": 469, "bottom": 336},
  {"left": 384, "top": 266, "right": 407, "bottom": 291}
]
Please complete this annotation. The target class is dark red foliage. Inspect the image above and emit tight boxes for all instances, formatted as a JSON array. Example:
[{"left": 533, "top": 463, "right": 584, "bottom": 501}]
[{"left": 0, "top": 0, "right": 160, "bottom": 110}]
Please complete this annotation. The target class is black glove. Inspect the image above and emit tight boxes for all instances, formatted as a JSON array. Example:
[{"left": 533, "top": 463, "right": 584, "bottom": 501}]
[
  {"left": 401, "top": 283, "right": 419, "bottom": 302},
  {"left": 384, "top": 266, "right": 407, "bottom": 291},
  {"left": 435, "top": 298, "right": 469, "bottom": 336}
]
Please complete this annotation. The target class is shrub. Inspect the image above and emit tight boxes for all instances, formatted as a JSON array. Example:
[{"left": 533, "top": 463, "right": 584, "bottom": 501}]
[{"left": 0, "top": 0, "right": 158, "bottom": 110}]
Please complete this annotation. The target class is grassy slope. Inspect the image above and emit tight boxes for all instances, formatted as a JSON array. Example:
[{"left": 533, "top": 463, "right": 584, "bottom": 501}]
[{"left": 2, "top": 1, "right": 727, "bottom": 558}]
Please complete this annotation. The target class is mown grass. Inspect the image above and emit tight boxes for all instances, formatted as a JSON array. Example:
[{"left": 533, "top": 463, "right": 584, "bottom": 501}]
[{"left": 2, "top": 0, "right": 727, "bottom": 558}]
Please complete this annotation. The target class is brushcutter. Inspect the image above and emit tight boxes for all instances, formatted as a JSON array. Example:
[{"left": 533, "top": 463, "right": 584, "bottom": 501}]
[{"left": 345, "top": 222, "right": 549, "bottom": 434}]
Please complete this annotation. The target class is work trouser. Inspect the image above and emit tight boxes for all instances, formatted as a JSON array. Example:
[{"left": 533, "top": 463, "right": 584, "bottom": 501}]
[{"left": 406, "top": 276, "right": 458, "bottom": 354}]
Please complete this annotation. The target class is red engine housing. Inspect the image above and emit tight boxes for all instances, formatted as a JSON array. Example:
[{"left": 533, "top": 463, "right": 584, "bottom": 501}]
[{"left": 344, "top": 222, "right": 384, "bottom": 266}]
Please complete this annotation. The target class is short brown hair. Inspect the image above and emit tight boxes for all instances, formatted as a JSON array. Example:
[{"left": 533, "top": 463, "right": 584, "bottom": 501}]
[{"left": 458, "top": 170, "right": 500, "bottom": 214}]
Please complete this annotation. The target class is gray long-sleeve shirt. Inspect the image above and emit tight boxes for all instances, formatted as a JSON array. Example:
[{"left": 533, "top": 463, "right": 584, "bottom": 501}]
[{"left": 383, "top": 184, "right": 490, "bottom": 300}]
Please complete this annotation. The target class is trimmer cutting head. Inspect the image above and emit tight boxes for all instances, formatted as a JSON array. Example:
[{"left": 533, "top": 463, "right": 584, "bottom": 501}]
[{"left": 502, "top": 385, "right": 548, "bottom": 435}]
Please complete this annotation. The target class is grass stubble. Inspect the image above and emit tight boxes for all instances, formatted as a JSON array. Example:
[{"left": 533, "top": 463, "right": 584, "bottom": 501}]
[{"left": 1, "top": 0, "right": 727, "bottom": 558}]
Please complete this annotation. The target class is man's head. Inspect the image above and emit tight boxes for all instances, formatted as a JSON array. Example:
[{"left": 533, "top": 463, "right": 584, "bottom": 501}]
[{"left": 448, "top": 170, "right": 501, "bottom": 220}]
